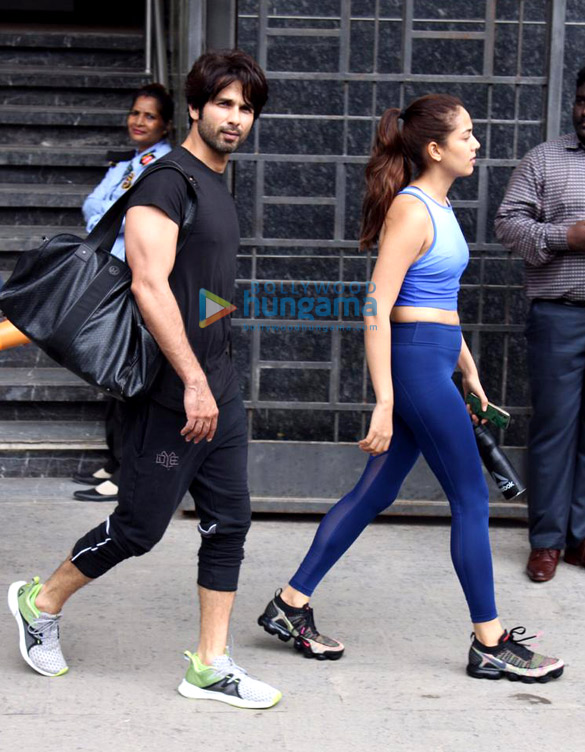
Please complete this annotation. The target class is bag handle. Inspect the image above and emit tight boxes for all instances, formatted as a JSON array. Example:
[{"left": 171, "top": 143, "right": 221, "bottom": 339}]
[{"left": 75, "top": 159, "right": 198, "bottom": 261}]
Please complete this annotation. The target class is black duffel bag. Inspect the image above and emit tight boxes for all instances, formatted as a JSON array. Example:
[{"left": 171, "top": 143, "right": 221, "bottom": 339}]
[{"left": 0, "top": 159, "right": 197, "bottom": 400}]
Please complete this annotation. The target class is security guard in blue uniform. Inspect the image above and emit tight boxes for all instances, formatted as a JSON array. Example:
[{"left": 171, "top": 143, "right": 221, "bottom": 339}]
[
  {"left": 82, "top": 84, "right": 173, "bottom": 261},
  {"left": 73, "top": 84, "right": 174, "bottom": 500}
]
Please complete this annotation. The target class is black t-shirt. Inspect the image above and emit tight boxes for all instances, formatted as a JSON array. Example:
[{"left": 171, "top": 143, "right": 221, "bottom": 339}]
[{"left": 126, "top": 146, "right": 240, "bottom": 411}]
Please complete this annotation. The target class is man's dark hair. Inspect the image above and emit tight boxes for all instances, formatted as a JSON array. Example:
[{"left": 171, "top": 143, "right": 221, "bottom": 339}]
[
  {"left": 131, "top": 83, "right": 174, "bottom": 124},
  {"left": 184, "top": 49, "right": 268, "bottom": 120},
  {"left": 577, "top": 66, "right": 585, "bottom": 90}
]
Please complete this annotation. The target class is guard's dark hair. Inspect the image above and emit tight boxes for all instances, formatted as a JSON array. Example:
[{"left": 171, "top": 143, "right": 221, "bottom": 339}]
[
  {"left": 360, "top": 93, "right": 464, "bottom": 250},
  {"left": 184, "top": 49, "right": 268, "bottom": 120},
  {"left": 576, "top": 66, "right": 585, "bottom": 89},
  {"left": 131, "top": 83, "right": 174, "bottom": 124}
]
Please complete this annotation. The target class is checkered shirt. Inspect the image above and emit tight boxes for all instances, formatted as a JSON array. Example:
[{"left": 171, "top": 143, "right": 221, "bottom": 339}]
[{"left": 495, "top": 132, "right": 585, "bottom": 300}]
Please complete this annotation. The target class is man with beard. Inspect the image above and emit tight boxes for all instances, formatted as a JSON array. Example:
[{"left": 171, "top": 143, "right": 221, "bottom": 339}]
[
  {"left": 8, "top": 50, "right": 282, "bottom": 709},
  {"left": 496, "top": 66, "right": 585, "bottom": 583}
]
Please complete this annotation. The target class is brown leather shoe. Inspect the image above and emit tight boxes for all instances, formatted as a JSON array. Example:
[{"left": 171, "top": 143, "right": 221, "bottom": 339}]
[
  {"left": 526, "top": 548, "right": 561, "bottom": 582},
  {"left": 564, "top": 539, "right": 585, "bottom": 567}
]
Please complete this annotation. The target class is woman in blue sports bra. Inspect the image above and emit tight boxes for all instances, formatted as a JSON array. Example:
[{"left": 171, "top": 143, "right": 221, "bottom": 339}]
[{"left": 258, "top": 94, "right": 563, "bottom": 683}]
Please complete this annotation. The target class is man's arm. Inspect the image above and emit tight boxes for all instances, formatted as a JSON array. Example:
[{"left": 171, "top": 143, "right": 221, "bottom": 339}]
[
  {"left": 125, "top": 204, "right": 218, "bottom": 443},
  {"left": 494, "top": 149, "right": 574, "bottom": 267}
]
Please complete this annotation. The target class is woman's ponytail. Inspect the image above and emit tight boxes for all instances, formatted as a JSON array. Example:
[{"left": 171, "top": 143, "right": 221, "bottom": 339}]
[
  {"left": 359, "top": 94, "right": 463, "bottom": 250},
  {"left": 359, "top": 108, "right": 410, "bottom": 250}
]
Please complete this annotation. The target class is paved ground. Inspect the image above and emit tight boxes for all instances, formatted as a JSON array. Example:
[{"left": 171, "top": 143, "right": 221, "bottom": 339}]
[{"left": 1, "top": 493, "right": 583, "bottom": 752}]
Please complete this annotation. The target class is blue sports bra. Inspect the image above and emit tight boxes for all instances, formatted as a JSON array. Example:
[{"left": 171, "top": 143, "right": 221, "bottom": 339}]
[{"left": 394, "top": 186, "right": 469, "bottom": 311}]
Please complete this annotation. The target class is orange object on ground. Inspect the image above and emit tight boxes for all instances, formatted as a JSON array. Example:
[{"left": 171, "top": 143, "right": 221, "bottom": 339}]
[{"left": 0, "top": 319, "right": 30, "bottom": 350}]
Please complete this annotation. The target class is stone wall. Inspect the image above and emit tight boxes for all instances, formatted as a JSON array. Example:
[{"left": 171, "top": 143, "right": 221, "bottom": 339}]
[{"left": 231, "top": 0, "right": 585, "bottom": 452}]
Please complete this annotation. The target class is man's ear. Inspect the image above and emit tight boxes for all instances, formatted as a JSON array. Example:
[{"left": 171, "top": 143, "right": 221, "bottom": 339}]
[{"left": 188, "top": 104, "right": 201, "bottom": 122}]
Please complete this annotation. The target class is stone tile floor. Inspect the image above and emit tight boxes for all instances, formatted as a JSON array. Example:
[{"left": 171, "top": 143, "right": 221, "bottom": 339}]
[{"left": 0, "top": 493, "right": 582, "bottom": 752}]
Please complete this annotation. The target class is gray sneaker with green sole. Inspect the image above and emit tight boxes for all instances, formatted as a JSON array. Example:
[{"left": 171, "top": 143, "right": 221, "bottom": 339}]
[
  {"left": 178, "top": 650, "right": 282, "bottom": 709},
  {"left": 8, "top": 576, "right": 68, "bottom": 677}
]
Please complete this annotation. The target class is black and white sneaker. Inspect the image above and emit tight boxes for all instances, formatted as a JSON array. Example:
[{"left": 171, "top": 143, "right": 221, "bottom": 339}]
[{"left": 258, "top": 588, "right": 344, "bottom": 660}]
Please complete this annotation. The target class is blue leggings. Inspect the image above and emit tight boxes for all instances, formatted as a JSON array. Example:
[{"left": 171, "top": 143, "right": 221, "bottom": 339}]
[{"left": 290, "top": 322, "right": 497, "bottom": 623}]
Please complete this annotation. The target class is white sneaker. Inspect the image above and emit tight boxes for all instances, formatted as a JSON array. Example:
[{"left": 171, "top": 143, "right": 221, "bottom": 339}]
[
  {"left": 178, "top": 650, "right": 282, "bottom": 709},
  {"left": 8, "top": 577, "right": 68, "bottom": 677}
]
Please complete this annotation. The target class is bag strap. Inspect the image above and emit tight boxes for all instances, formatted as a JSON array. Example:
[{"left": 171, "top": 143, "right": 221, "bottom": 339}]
[
  {"left": 47, "top": 161, "right": 198, "bottom": 357},
  {"left": 75, "top": 159, "right": 198, "bottom": 262}
]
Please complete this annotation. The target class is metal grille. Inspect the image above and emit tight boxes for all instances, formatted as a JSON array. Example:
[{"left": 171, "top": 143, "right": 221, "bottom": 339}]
[{"left": 232, "top": 0, "right": 559, "bottom": 447}]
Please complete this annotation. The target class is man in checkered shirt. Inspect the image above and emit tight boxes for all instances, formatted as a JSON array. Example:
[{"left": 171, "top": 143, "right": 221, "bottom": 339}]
[{"left": 496, "top": 66, "right": 585, "bottom": 583}]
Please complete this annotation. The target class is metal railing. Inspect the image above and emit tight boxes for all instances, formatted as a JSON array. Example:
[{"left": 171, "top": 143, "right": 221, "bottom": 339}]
[{"left": 145, "top": 0, "right": 168, "bottom": 89}]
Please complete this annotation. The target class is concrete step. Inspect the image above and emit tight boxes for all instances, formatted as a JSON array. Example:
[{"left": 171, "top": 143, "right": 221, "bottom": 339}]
[
  {"left": 0, "top": 125, "right": 129, "bottom": 147},
  {"left": 0, "top": 477, "right": 529, "bottom": 518},
  {"left": 0, "top": 66, "right": 150, "bottom": 89},
  {"left": 0, "top": 165, "right": 105, "bottom": 187},
  {"left": 0, "top": 48, "right": 144, "bottom": 69},
  {"left": 0, "top": 421, "right": 108, "bottom": 477},
  {"left": 0, "top": 183, "right": 93, "bottom": 207},
  {"left": 0, "top": 146, "right": 110, "bottom": 191},
  {"left": 0, "top": 105, "right": 127, "bottom": 127},
  {"left": 0, "top": 27, "right": 144, "bottom": 50},
  {"left": 0, "top": 338, "right": 54, "bottom": 368},
  {"left": 0, "top": 145, "right": 112, "bottom": 166},
  {"left": 0, "top": 25, "right": 155, "bottom": 480},
  {"left": 1, "top": 87, "right": 134, "bottom": 108},
  {"left": 0, "top": 420, "right": 106, "bottom": 449},
  {"left": 0, "top": 225, "right": 85, "bottom": 252},
  {"left": 247, "top": 496, "right": 528, "bottom": 518},
  {"left": 0, "top": 368, "right": 102, "bottom": 401},
  {"left": 0, "top": 477, "right": 94, "bottom": 500}
]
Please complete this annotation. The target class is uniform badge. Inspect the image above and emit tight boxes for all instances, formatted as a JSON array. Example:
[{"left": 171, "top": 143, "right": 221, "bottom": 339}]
[
  {"left": 140, "top": 152, "right": 156, "bottom": 166},
  {"left": 121, "top": 171, "right": 134, "bottom": 190}
]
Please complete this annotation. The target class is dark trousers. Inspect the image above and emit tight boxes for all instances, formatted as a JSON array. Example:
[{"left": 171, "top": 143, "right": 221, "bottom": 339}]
[
  {"left": 104, "top": 398, "right": 125, "bottom": 484},
  {"left": 71, "top": 394, "right": 251, "bottom": 591},
  {"left": 526, "top": 301, "right": 585, "bottom": 549}
]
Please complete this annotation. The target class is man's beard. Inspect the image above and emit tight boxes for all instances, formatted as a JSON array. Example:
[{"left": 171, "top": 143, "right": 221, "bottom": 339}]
[
  {"left": 574, "top": 119, "right": 585, "bottom": 145},
  {"left": 197, "top": 118, "right": 248, "bottom": 154}
]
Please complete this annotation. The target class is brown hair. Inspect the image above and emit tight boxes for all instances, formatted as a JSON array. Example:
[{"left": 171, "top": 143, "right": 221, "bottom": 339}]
[
  {"left": 184, "top": 49, "right": 268, "bottom": 121},
  {"left": 359, "top": 93, "right": 464, "bottom": 250}
]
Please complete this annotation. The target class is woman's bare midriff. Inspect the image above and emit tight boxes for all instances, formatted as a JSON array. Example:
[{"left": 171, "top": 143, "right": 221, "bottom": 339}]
[{"left": 390, "top": 306, "right": 460, "bottom": 326}]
